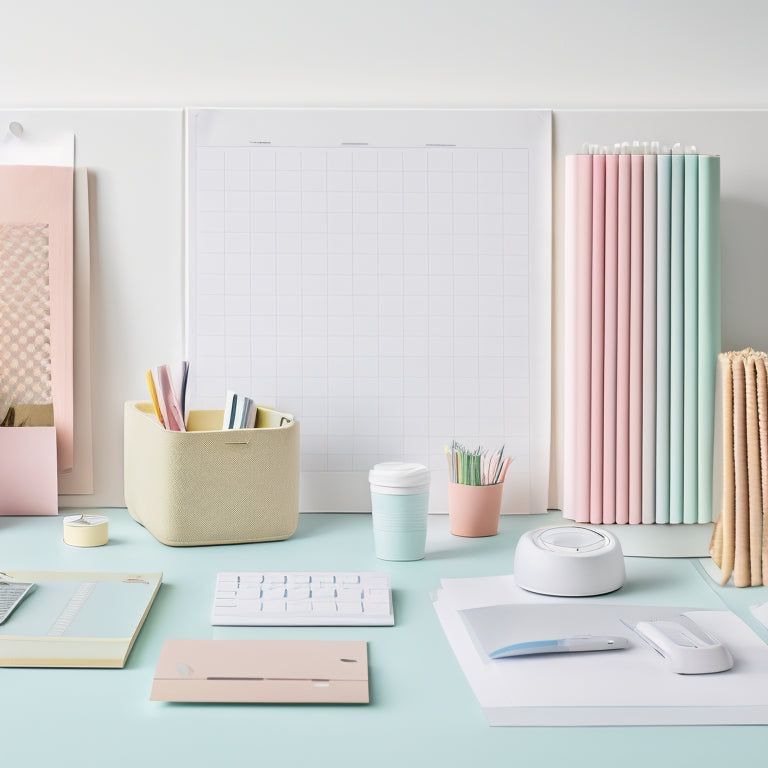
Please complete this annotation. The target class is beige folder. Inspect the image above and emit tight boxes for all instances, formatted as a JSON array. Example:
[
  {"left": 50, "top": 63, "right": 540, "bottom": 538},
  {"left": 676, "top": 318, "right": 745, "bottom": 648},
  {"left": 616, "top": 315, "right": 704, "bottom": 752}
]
[{"left": 151, "top": 639, "right": 369, "bottom": 704}]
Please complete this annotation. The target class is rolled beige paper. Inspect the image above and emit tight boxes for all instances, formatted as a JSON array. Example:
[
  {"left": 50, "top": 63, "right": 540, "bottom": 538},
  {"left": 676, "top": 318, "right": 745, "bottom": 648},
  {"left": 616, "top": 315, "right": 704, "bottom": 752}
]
[
  {"left": 744, "top": 354, "right": 763, "bottom": 586},
  {"left": 733, "top": 357, "right": 751, "bottom": 588},
  {"left": 711, "top": 352, "right": 735, "bottom": 581},
  {"left": 757, "top": 357, "right": 768, "bottom": 585},
  {"left": 63, "top": 514, "right": 109, "bottom": 547}
]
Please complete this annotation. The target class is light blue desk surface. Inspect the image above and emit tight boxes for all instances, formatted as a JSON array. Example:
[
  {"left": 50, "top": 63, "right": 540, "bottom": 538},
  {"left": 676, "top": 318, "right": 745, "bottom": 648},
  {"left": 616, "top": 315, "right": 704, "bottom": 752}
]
[{"left": 2, "top": 510, "right": 767, "bottom": 767}]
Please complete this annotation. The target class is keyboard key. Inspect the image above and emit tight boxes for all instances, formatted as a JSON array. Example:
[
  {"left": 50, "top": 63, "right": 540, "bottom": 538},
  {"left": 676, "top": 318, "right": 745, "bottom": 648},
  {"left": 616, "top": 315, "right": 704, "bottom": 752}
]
[
  {"left": 336, "top": 601, "right": 364, "bottom": 615},
  {"left": 338, "top": 586, "right": 364, "bottom": 601},
  {"left": 310, "top": 586, "right": 335, "bottom": 600},
  {"left": 285, "top": 586, "right": 311, "bottom": 600},
  {"left": 311, "top": 600, "right": 335, "bottom": 612},
  {"left": 212, "top": 601, "right": 240, "bottom": 615},
  {"left": 260, "top": 601, "right": 286, "bottom": 615},
  {"left": 241, "top": 574, "right": 264, "bottom": 585},
  {"left": 286, "top": 600, "right": 313, "bottom": 615},
  {"left": 363, "top": 601, "right": 392, "bottom": 617}
]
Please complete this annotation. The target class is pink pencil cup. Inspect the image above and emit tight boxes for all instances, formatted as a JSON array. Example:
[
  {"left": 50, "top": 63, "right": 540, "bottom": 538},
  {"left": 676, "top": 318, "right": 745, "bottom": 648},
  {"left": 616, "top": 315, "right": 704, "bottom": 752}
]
[{"left": 448, "top": 481, "right": 504, "bottom": 537}]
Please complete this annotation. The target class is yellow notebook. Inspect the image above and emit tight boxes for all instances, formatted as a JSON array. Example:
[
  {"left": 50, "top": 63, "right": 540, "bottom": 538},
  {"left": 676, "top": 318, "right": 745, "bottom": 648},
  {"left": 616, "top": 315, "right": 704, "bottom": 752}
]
[{"left": 0, "top": 571, "right": 162, "bottom": 668}]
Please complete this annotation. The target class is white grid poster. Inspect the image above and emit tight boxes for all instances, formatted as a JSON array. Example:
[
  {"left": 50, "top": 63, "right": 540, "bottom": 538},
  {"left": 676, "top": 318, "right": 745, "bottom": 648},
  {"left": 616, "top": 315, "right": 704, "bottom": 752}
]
[{"left": 187, "top": 109, "right": 551, "bottom": 514}]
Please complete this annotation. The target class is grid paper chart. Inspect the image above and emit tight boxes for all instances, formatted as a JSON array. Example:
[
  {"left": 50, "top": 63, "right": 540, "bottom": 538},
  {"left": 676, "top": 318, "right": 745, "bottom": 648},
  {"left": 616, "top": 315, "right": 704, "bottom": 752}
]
[{"left": 187, "top": 110, "right": 552, "bottom": 514}]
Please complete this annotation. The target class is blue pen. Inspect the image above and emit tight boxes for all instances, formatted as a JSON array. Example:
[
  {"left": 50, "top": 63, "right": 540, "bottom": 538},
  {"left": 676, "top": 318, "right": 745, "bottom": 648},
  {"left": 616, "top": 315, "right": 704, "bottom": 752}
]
[{"left": 489, "top": 635, "right": 628, "bottom": 659}]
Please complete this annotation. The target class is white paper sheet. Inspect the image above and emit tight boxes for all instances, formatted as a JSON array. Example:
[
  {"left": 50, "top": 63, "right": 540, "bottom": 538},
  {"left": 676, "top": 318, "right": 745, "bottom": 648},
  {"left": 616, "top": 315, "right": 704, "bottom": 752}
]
[
  {"left": 0, "top": 127, "right": 74, "bottom": 166},
  {"left": 750, "top": 600, "right": 768, "bottom": 629},
  {"left": 434, "top": 573, "right": 768, "bottom": 725},
  {"left": 186, "top": 109, "right": 551, "bottom": 514}
]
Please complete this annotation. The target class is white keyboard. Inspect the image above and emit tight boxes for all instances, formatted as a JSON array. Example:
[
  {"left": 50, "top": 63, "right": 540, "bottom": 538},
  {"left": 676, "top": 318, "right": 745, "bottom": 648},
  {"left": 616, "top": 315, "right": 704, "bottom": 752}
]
[{"left": 211, "top": 571, "right": 394, "bottom": 626}]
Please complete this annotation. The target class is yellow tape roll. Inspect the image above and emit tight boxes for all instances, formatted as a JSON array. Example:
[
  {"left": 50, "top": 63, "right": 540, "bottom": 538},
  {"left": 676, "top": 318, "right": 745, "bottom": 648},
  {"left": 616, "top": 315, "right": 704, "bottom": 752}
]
[{"left": 63, "top": 514, "right": 109, "bottom": 547}]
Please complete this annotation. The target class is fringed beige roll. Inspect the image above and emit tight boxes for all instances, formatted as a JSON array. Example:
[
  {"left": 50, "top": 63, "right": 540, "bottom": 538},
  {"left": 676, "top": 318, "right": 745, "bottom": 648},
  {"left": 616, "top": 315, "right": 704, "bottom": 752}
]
[
  {"left": 757, "top": 357, "right": 768, "bottom": 584},
  {"left": 745, "top": 354, "right": 763, "bottom": 585},
  {"left": 710, "top": 348, "right": 768, "bottom": 586},
  {"left": 711, "top": 352, "right": 735, "bottom": 582},
  {"left": 732, "top": 356, "right": 750, "bottom": 587}
]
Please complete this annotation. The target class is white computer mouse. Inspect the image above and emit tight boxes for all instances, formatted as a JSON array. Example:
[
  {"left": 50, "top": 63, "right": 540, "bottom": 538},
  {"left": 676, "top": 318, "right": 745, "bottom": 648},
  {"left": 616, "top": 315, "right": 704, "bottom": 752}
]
[{"left": 634, "top": 618, "right": 733, "bottom": 674}]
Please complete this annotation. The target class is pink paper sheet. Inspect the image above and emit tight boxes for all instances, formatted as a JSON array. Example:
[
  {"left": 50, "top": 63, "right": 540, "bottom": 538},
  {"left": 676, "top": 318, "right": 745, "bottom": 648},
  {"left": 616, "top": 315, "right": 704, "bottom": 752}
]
[
  {"left": 590, "top": 154, "right": 606, "bottom": 524},
  {"left": 563, "top": 156, "right": 577, "bottom": 521},
  {"left": 615, "top": 154, "right": 631, "bottom": 524},
  {"left": 574, "top": 154, "right": 593, "bottom": 523},
  {"left": 0, "top": 426, "right": 58, "bottom": 515},
  {"left": 628, "top": 154, "right": 644, "bottom": 524},
  {"left": 602, "top": 154, "right": 619, "bottom": 524},
  {"left": 0, "top": 165, "right": 73, "bottom": 473}
]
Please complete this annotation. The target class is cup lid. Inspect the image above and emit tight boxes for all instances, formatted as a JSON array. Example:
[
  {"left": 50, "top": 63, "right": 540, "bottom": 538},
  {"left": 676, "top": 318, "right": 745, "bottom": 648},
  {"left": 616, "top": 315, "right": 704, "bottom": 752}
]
[{"left": 369, "top": 461, "right": 431, "bottom": 488}]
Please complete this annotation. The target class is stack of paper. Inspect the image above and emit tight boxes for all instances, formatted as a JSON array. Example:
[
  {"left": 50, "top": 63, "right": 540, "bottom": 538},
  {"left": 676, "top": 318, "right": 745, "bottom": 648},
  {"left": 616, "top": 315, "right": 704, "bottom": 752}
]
[
  {"left": 433, "top": 573, "right": 768, "bottom": 725},
  {"left": 710, "top": 349, "right": 768, "bottom": 586},
  {"left": 563, "top": 144, "right": 720, "bottom": 525}
]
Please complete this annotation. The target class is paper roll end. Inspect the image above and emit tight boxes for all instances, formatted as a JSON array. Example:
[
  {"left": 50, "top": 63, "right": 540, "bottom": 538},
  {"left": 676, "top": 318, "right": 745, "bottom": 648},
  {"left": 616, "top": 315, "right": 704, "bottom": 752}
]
[{"left": 63, "top": 514, "right": 109, "bottom": 547}]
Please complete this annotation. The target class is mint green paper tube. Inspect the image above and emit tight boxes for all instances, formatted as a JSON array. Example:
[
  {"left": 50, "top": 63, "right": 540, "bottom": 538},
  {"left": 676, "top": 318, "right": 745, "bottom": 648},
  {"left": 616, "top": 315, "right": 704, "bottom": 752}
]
[
  {"left": 668, "top": 154, "right": 685, "bottom": 524},
  {"left": 655, "top": 153, "right": 672, "bottom": 524},
  {"left": 683, "top": 154, "right": 699, "bottom": 525},
  {"left": 697, "top": 156, "right": 721, "bottom": 524}
]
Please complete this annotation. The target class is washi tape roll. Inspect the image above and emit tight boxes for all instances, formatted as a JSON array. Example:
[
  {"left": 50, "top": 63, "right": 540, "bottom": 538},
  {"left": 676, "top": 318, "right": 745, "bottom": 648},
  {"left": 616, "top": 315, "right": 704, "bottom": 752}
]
[{"left": 63, "top": 514, "right": 109, "bottom": 547}]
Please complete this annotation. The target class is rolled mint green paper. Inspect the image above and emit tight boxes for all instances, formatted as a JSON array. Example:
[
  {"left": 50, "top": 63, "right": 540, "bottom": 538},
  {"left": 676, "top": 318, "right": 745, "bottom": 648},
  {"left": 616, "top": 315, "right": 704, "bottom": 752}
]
[
  {"left": 697, "top": 155, "right": 721, "bottom": 524},
  {"left": 683, "top": 153, "right": 699, "bottom": 525},
  {"left": 668, "top": 153, "right": 685, "bottom": 525}
]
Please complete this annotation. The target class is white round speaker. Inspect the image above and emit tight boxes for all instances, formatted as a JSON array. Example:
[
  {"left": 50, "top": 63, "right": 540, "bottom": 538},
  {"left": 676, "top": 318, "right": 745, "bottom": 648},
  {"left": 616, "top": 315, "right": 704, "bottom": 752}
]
[{"left": 514, "top": 525, "right": 626, "bottom": 597}]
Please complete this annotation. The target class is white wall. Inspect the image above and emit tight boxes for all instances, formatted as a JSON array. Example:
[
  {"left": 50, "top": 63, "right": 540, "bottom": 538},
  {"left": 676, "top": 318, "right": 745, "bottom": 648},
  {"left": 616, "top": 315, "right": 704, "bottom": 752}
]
[
  {"left": 4, "top": 0, "right": 767, "bottom": 109},
  {"left": 2, "top": 0, "right": 767, "bottom": 507}
]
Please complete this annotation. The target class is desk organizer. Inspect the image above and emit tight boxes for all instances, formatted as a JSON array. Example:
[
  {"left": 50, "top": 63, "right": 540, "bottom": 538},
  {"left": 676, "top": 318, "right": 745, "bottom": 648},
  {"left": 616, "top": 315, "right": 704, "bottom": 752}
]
[{"left": 124, "top": 401, "right": 299, "bottom": 546}]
